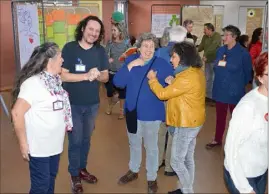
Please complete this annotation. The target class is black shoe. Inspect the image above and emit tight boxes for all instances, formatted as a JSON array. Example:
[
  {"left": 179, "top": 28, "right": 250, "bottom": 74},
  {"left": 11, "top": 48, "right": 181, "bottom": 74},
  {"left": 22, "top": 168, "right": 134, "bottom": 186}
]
[
  {"left": 168, "top": 188, "right": 183, "bottom": 194},
  {"left": 164, "top": 171, "right": 177, "bottom": 176}
]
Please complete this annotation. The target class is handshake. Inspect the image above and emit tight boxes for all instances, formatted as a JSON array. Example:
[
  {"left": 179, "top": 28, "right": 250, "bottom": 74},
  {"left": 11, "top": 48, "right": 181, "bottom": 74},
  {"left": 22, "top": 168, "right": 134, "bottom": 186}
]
[{"left": 85, "top": 68, "right": 100, "bottom": 82}]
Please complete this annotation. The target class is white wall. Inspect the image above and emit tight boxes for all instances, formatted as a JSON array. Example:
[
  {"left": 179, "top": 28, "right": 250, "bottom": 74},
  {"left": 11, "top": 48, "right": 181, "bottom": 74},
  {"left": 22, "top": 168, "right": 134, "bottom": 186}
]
[{"left": 200, "top": 1, "right": 267, "bottom": 34}]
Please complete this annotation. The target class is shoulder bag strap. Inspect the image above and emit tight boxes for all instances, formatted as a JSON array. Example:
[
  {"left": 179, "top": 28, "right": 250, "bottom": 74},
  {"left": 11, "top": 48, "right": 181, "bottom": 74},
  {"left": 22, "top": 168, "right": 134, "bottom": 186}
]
[{"left": 134, "top": 57, "right": 157, "bottom": 107}]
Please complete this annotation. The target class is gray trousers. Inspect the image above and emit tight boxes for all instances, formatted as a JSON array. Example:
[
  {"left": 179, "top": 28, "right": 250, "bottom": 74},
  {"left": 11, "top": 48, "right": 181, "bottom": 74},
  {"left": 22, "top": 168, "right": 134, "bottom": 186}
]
[
  {"left": 158, "top": 122, "right": 173, "bottom": 172},
  {"left": 170, "top": 126, "right": 202, "bottom": 194},
  {"left": 205, "top": 62, "right": 215, "bottom": 99}
]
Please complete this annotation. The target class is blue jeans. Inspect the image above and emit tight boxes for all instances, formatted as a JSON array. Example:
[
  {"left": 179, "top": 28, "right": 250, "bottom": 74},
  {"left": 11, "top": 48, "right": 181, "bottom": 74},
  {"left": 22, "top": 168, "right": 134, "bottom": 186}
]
[
  {"left": 128, "top": 120, "right": 161, "bottom": 181},
  {"left": 29, "top": 154, "right": 60, "bottom": 194},
  {"left": 224, "top": 167, "right": 268, "bottom": 194},
  {"left": 68, "top": 104, "right": 99, "bottom": 176},
  {"left": 170, "top": 126, "right": 202, "bottom": 194}
]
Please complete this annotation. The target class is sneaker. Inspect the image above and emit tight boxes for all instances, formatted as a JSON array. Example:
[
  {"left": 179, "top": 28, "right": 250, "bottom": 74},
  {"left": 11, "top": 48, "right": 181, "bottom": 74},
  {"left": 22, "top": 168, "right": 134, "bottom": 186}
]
[
  {"left": 118, "top": 170, "right": 138, "bottom": 185},
  {"left": 71, "top": 176, "right": 83, "bottom": 194},
  {"left": 79, "top": 168, "right": 98, "bottom": 184},
  {"left": 148, "top": 180, "right": 158, "bottom": 193}
]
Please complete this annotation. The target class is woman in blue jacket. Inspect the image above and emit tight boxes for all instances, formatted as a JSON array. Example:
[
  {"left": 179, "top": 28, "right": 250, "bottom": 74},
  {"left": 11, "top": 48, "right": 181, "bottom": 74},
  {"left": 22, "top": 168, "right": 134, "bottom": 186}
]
[
  {"left": 113, "top": 32, "right": 173, "bottom": 193},
  {"left": 206, "top": 25, "right": 252, "bottom": 149}
]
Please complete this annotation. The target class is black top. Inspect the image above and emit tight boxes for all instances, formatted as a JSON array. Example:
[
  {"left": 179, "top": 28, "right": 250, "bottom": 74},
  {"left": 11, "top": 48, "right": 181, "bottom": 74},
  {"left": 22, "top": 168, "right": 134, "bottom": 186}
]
[{"left": 62, "top": 41, "right": 109, "bottom": 105}]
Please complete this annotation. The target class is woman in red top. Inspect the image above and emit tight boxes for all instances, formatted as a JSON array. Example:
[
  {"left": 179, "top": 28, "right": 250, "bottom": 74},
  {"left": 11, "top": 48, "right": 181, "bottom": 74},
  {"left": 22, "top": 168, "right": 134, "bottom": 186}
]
[{"left": 249, "top": 27, "right": 263, "bottom": 88}]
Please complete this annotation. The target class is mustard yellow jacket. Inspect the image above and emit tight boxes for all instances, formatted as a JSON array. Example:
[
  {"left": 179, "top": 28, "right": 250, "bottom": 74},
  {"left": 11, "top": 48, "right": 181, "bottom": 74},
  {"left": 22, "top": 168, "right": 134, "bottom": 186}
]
[{"left": 148, "top": 67, "right": 206, "bottom": 128}]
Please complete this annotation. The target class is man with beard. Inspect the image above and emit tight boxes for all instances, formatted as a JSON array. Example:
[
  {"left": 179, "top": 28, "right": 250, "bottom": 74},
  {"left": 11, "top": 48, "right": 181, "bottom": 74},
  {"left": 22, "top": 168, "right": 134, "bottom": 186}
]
[{"left": 61, "top": 16, "right": 109, "bottom": 194}]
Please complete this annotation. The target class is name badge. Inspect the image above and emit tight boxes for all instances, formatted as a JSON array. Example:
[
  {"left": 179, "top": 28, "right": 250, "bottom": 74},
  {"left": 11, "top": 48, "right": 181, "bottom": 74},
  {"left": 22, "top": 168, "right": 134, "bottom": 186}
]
[
  {"left": 218, "top": 60, "right": 226, "bottom": 67},
  {"left": 53, "top": 100, "right": 63, "bottom": 111},
  {"left": 75, "top": 64, "right": 86, "bottom": 72}
]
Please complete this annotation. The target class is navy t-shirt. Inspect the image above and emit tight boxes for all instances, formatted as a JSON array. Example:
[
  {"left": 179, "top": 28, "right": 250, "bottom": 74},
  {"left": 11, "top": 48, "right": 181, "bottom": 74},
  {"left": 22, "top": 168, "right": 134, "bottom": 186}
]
[{"left": 62, "top": 41, "right": 109, "bottom": 105}]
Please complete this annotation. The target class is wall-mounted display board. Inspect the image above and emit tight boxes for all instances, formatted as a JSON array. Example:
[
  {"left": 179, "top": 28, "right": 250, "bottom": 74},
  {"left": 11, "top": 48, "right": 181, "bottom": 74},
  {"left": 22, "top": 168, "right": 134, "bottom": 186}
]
[
  {"left": 182, "top": 5, "right": 214, "bottom": 45},
  {"left": 151, "top": 4, "right": 181, "bottom": 38},
  {"left": 39, "top": 3, "right": 100, "bottom": 49},
  {"left": 246, "top": 8, "right": 264, "bottom": 36},
  {"left": 12, "top": 1, "right": 42, "bottom": 69}
]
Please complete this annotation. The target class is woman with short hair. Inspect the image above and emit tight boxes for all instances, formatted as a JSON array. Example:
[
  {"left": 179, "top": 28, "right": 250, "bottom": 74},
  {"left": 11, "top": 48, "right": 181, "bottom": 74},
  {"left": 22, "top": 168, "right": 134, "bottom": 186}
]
[
  {"left": 114, "top": 32, "right": 173, "bottom": 193},
  {"left": 11, "top": 42, "right": 72, "bottom": 193},
  {"left": 148, "top": 41, "right": 206, "bottom": 194},
  {"left": 206, "top": 25, "right": 252, "bottom": 149},
  {"left": 224, "top": 52, "right": 268, "bottom": 194}
]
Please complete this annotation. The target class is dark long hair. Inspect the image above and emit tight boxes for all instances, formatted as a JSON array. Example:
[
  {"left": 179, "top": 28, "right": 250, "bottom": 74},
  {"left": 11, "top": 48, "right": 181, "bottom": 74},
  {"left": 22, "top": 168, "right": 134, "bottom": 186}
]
[
  {"left": 11, "top": 42, "right": 59, "bottom": 108},
  {"left": 171, "top": 41, "right": 203, "bottom": 68},
  {"left": 75, "top": 15, "right": 105, "bottom": 44},
  {"left": 249, "top": 27, "right": 263, "bottom": 50}
]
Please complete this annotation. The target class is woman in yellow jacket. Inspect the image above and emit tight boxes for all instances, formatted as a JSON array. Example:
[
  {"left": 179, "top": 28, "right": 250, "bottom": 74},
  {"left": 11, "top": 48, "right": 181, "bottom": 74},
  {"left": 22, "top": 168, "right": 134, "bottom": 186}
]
[{"left": 147, "top": 42, "right": 206, "bottom": 194}]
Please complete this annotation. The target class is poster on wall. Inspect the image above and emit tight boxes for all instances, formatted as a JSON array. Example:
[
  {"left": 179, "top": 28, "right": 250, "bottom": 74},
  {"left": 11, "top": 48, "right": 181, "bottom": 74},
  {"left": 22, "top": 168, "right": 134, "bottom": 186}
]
[
  {"left": 151, "top": 14, "right": 180, "bottom": 38},
  {"left": 17, "top": 4, "right": 40, "bottom": 68},
  {"left": 246, "top": 8, "right": 263, "bottom": 36},
  {"left": 182, "top": 6, "right": 214, "bottom": 45},
  {"left": 39, "top": 5, "right": 100, "bottom": 49}
]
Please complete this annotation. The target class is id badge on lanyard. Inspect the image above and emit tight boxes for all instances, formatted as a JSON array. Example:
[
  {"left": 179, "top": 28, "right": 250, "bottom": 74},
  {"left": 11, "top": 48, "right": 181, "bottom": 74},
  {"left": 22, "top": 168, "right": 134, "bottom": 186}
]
[
  {"left": 218, "top": 54, "right": 227, "bottom": 67},
  {"left": 75, "top": 58, "right": 86, "bottom": 72}
]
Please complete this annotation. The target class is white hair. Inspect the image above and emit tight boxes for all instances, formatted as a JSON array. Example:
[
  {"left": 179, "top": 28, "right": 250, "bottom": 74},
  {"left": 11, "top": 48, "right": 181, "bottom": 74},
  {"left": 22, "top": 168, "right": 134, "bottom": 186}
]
[{"left": 169, "top": 25, "right": 187, "bottom": 43}]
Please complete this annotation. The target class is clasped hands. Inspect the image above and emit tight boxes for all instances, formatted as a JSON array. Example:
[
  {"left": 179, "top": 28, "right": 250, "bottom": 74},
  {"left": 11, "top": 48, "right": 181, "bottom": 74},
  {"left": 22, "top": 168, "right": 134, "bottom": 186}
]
[
  {"left": 85, "top": 68, "right": 100, "bottom": 81},
  {"left": 147, "top": 70, "right": 174, "bottom": 85}
]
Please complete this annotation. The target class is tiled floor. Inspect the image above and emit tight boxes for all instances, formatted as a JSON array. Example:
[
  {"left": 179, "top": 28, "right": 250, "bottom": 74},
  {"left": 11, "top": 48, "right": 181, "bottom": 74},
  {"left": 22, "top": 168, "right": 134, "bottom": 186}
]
[{"left": 0, "top": 88, "right": 230, "bottom": 193}]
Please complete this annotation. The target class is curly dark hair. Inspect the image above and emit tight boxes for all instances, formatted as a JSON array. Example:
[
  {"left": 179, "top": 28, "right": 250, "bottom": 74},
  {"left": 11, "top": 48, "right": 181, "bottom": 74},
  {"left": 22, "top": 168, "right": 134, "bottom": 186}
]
[
  {"left": 11, "top": 42, "right": 59, "bottom": 108},
  {"left": 170, "top": 41, "right": 203, "bottom": 68},
  {"left": 75, "top": 15, "right": 105, "bottom": 44}
]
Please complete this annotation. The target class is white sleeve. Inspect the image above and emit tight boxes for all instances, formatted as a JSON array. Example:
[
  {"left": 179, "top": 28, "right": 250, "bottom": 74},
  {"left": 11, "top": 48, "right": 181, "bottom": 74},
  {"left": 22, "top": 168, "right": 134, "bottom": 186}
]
[
  {"left": 225, "top": 102, "right": 254, "bottom": 193},
  {"left": 18, "top": 78, "right": 37, "bottom": 106}
]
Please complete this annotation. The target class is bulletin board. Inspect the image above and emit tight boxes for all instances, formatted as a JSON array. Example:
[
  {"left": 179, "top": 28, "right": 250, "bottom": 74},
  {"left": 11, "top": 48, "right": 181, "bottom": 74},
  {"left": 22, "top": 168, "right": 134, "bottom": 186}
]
[
  {"left": 246, "top": 8, "right": 264, "bottom": 36},
  {"left": 12, "top": 0, "right": 101, "bottom": 71},
  {"left": 39, "top": 3, "right": 100, "bottom": 49},
  {"left": 238, "top": 6, "right": 265, "bottom": 36},
  {"left": 181, "top": 5, "right": 214, "bottom": 45},
  {"left": 151, "top": 4, "right": 181, "bottom": 38}
]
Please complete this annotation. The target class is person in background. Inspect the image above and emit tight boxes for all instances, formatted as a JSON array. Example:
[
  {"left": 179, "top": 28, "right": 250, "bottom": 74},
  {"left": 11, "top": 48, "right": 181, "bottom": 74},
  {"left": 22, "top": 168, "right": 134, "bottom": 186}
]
[
  {"left": 206, "top": 25, "right": 252, "bottom": 149},
  {"left": 111, "top": 11, "right": 125, "bottom": 24},
  {"left": 129, "top": 35, "right": 136, "bottom": 46},
  {"left": 160, "top": 26, "right": 171, "bottom": 47},
  {"left": 114, "top": 32, "right": 174, "bottom": 194},
  {"left": 148, "top": 41, "right": 206, "bottom": 194},
  {"left": 105, "top": 22, "right": 130, "bottom": 119},
  {"left": 238, "top": 34, "right": 249, "bottom": 49},
  {"left": 224, "top": 52, "right": 268, "bottom": 194},
  {"left": 249, "top": 27, "right": 263, "bottom": 88},
  {"left": 155, "top": 25, "right": 187, "bottom": 177},
  {"left": 61, "top": 16, "right": 109, "bottom": 194},
  {"left": 198, "top": 23, "right": 222, "bottom": 103},
  {"left": 183, "top": 19, "right": 197, "bottom": 44},
  {"left": 11, "top": 42, "right": 72, "bottom": 193}
]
